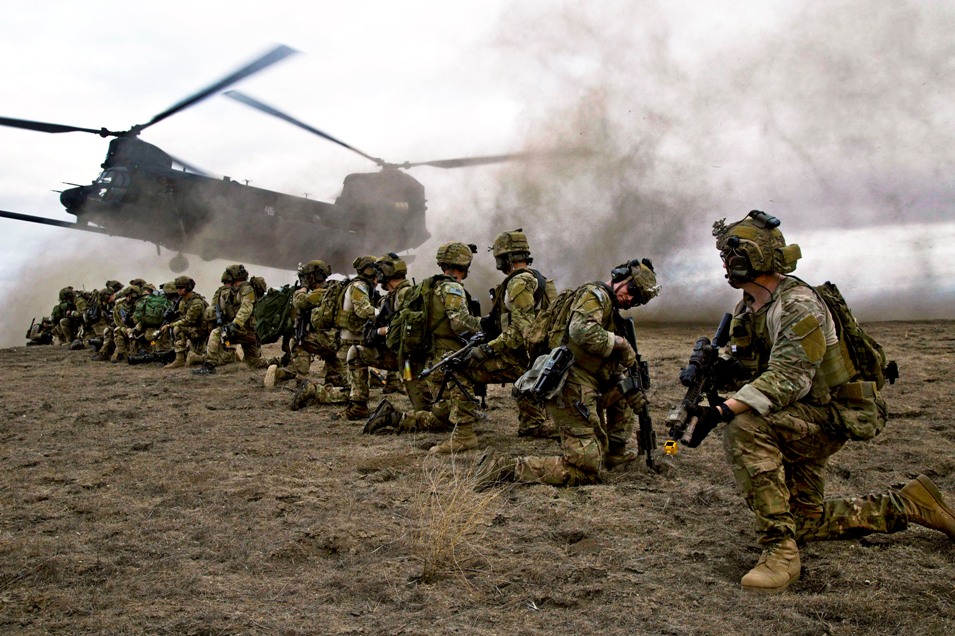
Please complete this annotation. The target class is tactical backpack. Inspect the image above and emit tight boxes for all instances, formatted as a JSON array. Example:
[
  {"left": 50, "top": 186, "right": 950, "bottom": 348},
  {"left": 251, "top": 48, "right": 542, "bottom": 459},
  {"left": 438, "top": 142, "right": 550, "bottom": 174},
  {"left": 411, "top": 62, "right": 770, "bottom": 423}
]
[
  {"left": 311, "top": 278, "right": 351, "bottom": 331},
  {"left": 811, "top": 281, "right": 896, "bottom": 390},
  {"left": 137, "top": 294, "right": 172, "bottom": 328},
  {"left": 385, "top": 275, "right": 445, "bottom": 359},
  {"left": 523, "top": 286, "right": 587, "bottom": 358},
  {"left": 254, "top": 284, "right": 295, "bottom": 345}
]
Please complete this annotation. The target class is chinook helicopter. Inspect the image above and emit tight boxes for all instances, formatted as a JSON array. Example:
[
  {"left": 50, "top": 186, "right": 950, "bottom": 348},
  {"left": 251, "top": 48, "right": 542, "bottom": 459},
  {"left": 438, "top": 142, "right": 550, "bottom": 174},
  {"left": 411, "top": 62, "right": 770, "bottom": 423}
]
[{"left": 0, "top": 45, "right": 534, "bottom": 273}]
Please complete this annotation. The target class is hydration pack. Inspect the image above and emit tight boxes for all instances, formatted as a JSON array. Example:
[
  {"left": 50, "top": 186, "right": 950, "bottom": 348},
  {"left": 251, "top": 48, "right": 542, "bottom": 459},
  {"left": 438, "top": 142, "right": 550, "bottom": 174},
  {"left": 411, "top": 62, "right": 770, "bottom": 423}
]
[
  {"left": 254, "top": 284, "right": 295, "bottom": 344},
  {"left": 311, "top": 278, "right": 351, "bottom": 331}
]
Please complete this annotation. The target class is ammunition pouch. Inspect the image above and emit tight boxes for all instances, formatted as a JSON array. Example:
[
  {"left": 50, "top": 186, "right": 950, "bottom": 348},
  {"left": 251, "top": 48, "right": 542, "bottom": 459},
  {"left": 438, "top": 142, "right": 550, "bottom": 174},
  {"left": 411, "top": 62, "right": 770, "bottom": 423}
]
[
  {"left": 513, "top": 345, "right": 575, "bottom": 402},
  {"left": 831, "top": 380, "right": 887, "bottom": 441}
]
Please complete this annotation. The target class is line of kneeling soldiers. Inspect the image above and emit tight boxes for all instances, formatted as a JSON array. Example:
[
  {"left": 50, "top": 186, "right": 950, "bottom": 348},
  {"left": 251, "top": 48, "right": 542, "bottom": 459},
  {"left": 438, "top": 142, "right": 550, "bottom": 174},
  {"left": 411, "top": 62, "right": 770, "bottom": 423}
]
[{"left": 27, "top": 217, "right": 955, "bottom": 595}]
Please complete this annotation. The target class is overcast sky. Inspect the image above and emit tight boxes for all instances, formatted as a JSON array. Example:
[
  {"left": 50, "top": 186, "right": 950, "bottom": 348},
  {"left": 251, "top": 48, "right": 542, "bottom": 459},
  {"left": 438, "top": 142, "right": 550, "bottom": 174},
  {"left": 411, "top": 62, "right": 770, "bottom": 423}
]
[{"left": 1, "top": 1, "right": 952, "bottom": 346}]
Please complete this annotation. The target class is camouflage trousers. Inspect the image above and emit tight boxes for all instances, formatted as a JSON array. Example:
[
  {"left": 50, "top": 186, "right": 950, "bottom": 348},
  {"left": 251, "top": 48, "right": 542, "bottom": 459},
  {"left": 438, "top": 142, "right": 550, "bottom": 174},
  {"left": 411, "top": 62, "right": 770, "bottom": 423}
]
[
  {"left": 172, "top": 325, "right": 209, "bottom": 354},
  {"left": 56, "top": 316, "right": 81, "bottom": 344},
  {"left": 723, "top": 404, "right": 908, "bottom": 547},
  {"left": 515, "top": 366, "right": 632, "bottom": 487},
  {"left": 465, "top": 348, "right": 549, "bottom": 435},
  {"left": 207, "top": 326, "right": 270, "bottom": 369},
  {"left": 399, "top": 349, "right": 479, "bottom": 433},
  {"left": 285, "top": 330, "right": 346, "bottom": 384}
]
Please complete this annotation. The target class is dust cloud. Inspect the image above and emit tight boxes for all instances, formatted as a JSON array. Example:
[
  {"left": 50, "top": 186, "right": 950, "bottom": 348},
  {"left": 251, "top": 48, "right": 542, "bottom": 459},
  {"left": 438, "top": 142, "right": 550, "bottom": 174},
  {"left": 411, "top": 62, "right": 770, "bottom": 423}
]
[{"left": 443, "top": 0, "right": 955, "bottom": 322}]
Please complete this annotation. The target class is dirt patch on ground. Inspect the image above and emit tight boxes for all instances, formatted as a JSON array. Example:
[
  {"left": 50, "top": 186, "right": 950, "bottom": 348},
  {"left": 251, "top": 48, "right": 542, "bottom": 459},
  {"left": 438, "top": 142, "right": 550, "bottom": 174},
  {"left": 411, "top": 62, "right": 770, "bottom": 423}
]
[{"left": 1, "top": 321, "right": 953, "bottom": 635}]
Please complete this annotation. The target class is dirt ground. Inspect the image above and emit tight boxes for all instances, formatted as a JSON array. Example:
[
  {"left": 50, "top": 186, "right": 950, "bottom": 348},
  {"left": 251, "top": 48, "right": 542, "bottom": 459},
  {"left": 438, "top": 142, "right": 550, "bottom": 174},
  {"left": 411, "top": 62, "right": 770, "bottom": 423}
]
[{"left": 0, "top": 321, "right": 953, "bottom": 635}]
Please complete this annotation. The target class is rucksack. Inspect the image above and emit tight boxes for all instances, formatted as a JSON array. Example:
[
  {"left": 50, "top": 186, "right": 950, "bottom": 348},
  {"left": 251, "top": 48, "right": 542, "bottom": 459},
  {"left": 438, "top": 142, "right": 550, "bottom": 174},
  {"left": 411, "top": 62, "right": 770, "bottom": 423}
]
[
  {"left": 311, "top": 278, "right": 351, "bottom": 331},
  {"left": 254, "top": 284, "right": 295, "bottom": 344},
  {"left": 523, "top": 286, "right": 587, "bottom": 358},
  {"left": 137, "top": 294, "right": 172, "bottom": 328},
  {"left": 385, "top": 275, "right": 445, "bottom": 359},
  {"left": 811, "top": 281, "right": 896, "bottom": 390}
]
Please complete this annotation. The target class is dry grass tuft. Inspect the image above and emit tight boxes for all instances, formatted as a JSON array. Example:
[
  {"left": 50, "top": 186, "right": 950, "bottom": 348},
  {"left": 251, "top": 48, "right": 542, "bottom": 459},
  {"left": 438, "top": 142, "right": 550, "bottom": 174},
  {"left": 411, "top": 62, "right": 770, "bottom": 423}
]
[{"left": 408, "top": 453, "right": 507, "bottom": 584}]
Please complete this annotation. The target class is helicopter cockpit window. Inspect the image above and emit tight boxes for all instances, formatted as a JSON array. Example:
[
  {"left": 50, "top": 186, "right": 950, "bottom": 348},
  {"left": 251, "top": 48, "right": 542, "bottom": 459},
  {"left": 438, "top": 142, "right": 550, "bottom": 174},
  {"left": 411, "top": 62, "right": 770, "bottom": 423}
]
[{"left": 94, "top": 168, "right": 131, "bottom": 202}]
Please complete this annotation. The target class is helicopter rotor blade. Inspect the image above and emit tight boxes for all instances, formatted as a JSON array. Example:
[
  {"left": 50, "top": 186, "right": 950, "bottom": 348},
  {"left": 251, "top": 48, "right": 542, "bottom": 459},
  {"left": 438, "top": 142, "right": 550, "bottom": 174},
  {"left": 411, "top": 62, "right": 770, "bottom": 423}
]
[
  {"left": 401, "top": 150, "right": 573, "bottom": 170},
  {"left": 0, "top": 116, "right": 108, "bottom": 136},
  {"left": 135, "top": 44, "right": 298, "bottom": 134},
  {"left": 223, "top": 90, "right": 384, "bottom": 166}
]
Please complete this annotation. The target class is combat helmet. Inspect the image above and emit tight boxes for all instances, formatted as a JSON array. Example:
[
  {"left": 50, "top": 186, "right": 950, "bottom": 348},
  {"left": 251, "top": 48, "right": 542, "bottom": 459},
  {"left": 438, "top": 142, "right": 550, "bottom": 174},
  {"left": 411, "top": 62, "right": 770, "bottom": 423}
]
[
  {"left": 610, "top": 258, "right": 661, "bottom": 308},
  {"left": 105, "top": 280, "right": 123, "bottom": 293},
  {"left": 174, "top": 275, "right": 196, "bottom": 292},
  {"left": 375, "top": 252, "right": 408, "bottom": 283},
  {"left": 712, "top": 210, "right": 801, "bottom": 283},
  {"left": 162, "top": 281, "right": 178, "bottom": 296},
  {"left": 491, "top": 228, "right": 533, "bottom": 272},
  {"left": 352, "top": 255, "right": 378, "bottom": 279},
  {"left": 221, "top": 263, "right": 249, "bottom": 283},
  {"left": 436, "top": 241, "right": 477, "bottom": 270},
  {"left": 298, "top": 260, "right": 332, "bottom": 284},
  {"left": 58, "top": 286, "right": 75, "bottom": 302},
  {"left": 129, "top": 278, "right": 149, "bottom": 288},
  {"left": 116, "top": 284, "right": 143, "bottom": 301}
]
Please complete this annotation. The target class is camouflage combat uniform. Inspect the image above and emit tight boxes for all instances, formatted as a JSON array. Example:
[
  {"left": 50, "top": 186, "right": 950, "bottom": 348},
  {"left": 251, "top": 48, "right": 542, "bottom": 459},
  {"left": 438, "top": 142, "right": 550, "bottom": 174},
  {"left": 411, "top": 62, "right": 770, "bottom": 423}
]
[
  {"left": 392, "top": 274, "right": 482, "bottom": 435},
  {"left": 514, "top": 282, "right": 637, "bottom": 486},
  {"left": 280, "top": 284, "right": 347, "bottom": 384},
  {"left": 466, "top": 267, "right": 553, "bottom": 435},
  {"left": 206, "top": 281, "right": 271, "bottom": 369},
  {"left": 110, "top": 290, "right": 141, "bottom": 360},
  {"left": 51, "top": 288, "right": 80, "bottom": 345},
  {"left": 346, "top": 278, "right": 429, "bottom": 411},
  {"left": 341, "top": 273, "right": 378, "bottom": 399},
  {"left": 720, "top": 276, "right": 903, "bottom": 546},
  {"left": 167, "top": 291, "right": 209, "bottom": 355}
]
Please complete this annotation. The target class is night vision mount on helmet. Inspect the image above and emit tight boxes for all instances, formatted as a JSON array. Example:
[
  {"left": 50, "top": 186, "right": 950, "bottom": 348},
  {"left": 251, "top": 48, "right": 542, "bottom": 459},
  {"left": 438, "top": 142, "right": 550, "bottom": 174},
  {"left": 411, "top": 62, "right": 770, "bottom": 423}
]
[
  {"left": 610, "top": 258, "right": 661, "bottom": 307},
  {"left": 713, "top": 210, "right": 802, "bottom": 282}
]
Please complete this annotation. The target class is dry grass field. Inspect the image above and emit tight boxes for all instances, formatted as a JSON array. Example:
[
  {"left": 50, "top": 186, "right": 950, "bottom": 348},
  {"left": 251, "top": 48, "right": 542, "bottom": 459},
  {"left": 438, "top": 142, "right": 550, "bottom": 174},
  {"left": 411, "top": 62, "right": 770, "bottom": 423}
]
[{"left": 1, "top": 321, "right": 953, "bottom": 635}]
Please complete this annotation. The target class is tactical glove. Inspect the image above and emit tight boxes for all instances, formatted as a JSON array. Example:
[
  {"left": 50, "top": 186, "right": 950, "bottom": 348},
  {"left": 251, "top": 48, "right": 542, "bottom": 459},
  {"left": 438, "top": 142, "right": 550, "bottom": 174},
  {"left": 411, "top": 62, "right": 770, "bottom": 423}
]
[
  {"left": 625, "top": 389, "right": 648, "bottom": 413},
  {"left": 685, "top": 404, "right": 735, "bottom": 448},
  {"left": 612, "top": 335, "right": 637, "bottom": 368},
  {"left": 463, "top": 344, "right": 491, "bottom": 367},
  {"left": 712, "top": 356, "right": 749, "bottom": 391},
  {"left": 221, "top": 322, "right": 238, "bottom": 339},
  {"left": 479, "top": 315, "right": 497, "bottom": 335}
]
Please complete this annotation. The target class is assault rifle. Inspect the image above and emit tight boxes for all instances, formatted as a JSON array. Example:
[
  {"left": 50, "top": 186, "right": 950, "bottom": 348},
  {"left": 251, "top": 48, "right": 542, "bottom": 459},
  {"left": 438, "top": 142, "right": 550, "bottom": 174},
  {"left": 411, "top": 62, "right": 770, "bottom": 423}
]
[
  {"left": 664, "top": 313, "right": 733, "bottom": 455},
  {"left": 419, "top": 332, "right": 487, "bottom": 407},
  {"left": 25, "top": 317, "right": 35, "bottom": 341},
  {"left": 363, "top": 301, "right": 396, "bottom": 348},
  {"left": 603, "top": 315, "right": 657, "bottom": 471},
  {"left": 127, "top": 349, "right": 177, "bottom": 366}
]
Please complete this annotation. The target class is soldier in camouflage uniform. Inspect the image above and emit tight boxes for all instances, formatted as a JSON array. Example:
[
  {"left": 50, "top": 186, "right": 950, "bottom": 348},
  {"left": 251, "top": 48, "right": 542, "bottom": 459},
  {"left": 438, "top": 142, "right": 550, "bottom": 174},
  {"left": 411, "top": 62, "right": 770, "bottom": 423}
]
[
  {"left": 129, "top": 283, "right": 176, "bottom": 352},
  {"left": 474, "top": 259, "right": 660, "bottom": 488},
  {"left": 91, "top": 281, "right": 124, "bottom": 360},
  {"left": 109, "top": 285, "right": 144, "bottom": 362},
  {"left": 264, "top": 260, "right": 347, "bottom": 389},
  {"left": 344, "top": 253, "right": 430, "bottom": 413},
  {"left": 337, "top": 256, "right": 380, "bottom": 420},
  {"left": 160, "top": 276, "right": 209, "bottom": 369},
  {"left": 363, "top": 242, "right": 484, "bottom": 454},
  {"left": 460, "top": 229, "right": 557, "bottom": 438},
  {"left": 50, "top": 287, "right": 81, "bottom": 346},
  {"left": 676, "top": 210, "right": 955, "bottom": 594},
  {"left": 193, "top": 264, "right": 277, "bottom": 374}
]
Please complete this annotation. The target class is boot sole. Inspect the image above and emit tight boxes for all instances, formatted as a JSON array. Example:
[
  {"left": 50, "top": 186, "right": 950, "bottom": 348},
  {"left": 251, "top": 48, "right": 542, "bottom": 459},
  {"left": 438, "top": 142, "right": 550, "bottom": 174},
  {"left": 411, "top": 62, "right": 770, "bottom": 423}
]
[{"left": 741, "top": 572, "right": 800, "bottom": 594}]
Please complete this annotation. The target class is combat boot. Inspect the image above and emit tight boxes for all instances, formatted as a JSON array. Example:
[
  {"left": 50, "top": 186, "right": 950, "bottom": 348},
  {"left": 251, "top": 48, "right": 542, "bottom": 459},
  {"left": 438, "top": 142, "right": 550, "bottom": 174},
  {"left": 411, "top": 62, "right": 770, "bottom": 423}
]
[
  {"left": 186, "top": 352, "right": 205, "bottom": 367},
  {"left": 69, "top": 339, "right": 85, "bottom": 350},
  {"left": 604, "top": 447, "right": 639, "bottom": 470},
  {"left": 740, "top": 538, "right": 801, "bottom": 594},
  {"left": 191, "top": 362, "right": 217, "bottom": 376},
  {"left": 264, "top": 364, "right": 279, "bottom": 388},
  {"left": 291, "top": 382, "right": 319, "bottom": 411},
  {"left": 362, "top": 399, "right": 402, "bottom": 434},
  {"left": 900, "top": 475, "right": 955, "bottom": 539},
  {"left": 345, "top": 400, "right": 370, "bottom": 421},
  {"left": 429, "top": 425, "right": 480, "bottom": 455},
  {"left": 473, "top": 451, "right": 517, "bottom": 491},
  {"left": 90, "top": 351, "right": 110, "bottom": 362},
  {"left": 164, "top": 352, "right": 186, "bottom": 369}
]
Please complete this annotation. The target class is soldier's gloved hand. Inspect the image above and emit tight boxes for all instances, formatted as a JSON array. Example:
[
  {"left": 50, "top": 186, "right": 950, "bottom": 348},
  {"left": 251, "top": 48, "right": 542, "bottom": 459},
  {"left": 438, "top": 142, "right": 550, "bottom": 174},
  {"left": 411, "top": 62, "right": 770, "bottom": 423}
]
[
  {"left": 625, "top": 389, "right": 648, "bottom": 412},
  {"left": 222, "top": 322, "right": 238, "bottom": 339},
  {"left": 463, "top": 344, "right": 492, "bottom": 367},
  {"left": 712, "top": 356, "right": 748, "bottom": 391},
  {"left": 612, "top": 335, "right": 636, "bottom": 368},
  {"left": 685, "top": 404, "right": 735, "bottom": 448}
]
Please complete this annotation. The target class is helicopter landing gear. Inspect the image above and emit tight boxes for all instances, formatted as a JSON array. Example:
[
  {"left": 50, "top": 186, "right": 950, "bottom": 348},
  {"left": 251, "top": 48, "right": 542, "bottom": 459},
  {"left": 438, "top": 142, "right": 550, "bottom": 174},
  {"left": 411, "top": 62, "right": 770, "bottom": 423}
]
[{"left": 169, "top": 253, "right": 189, "bottom": 273}]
